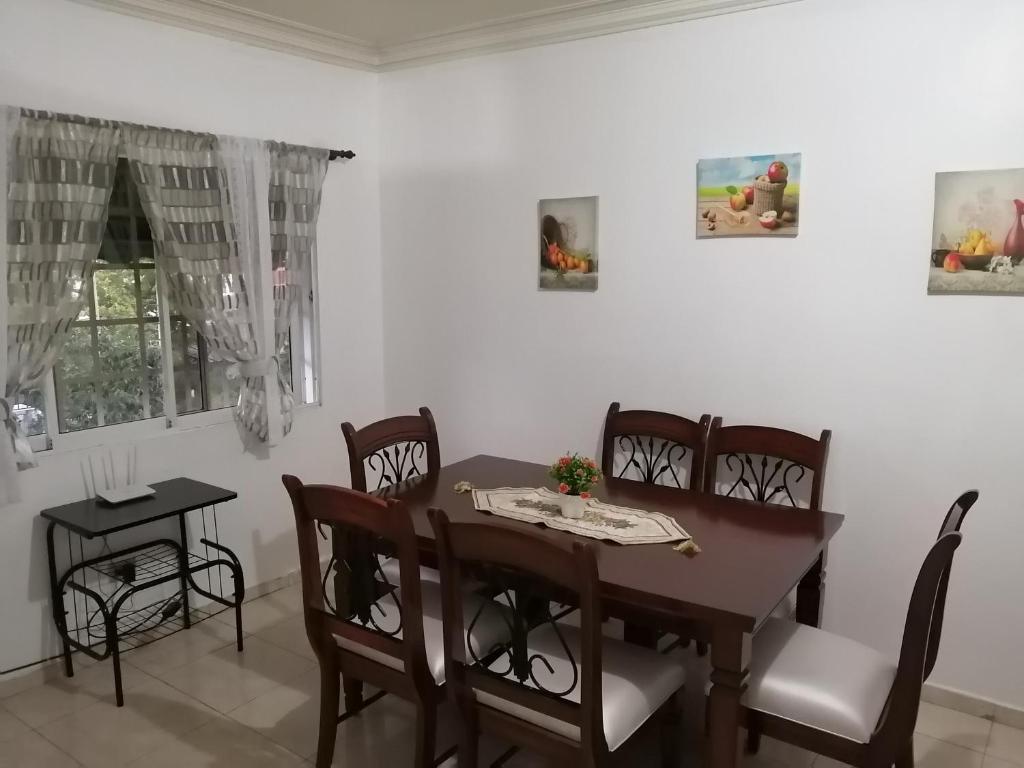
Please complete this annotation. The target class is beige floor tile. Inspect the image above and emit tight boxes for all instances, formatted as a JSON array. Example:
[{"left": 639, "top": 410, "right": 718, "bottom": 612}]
[
  {"left": 216, "top": 587, "right": 302, "bottom": 635},
  {"left": 153, "top": 636, "right": 314, "bottom": 714},
  {"left": 253, "top": 614, "right": 316, "bottom": 660},
  {"left": 3, "top": 660, "right": 153, "bottom": 728},
  {"left": 36, "top": 677, "right": 218, "bottom": 768},
  {"left": 756, "top": 736, "right": 816, "bottom": 767},
  {"left": 227, "top": 668, "right": 320, "bottom": 758},
  {"left": 987, "top": 722, "right": 1024, "bottom": 765},
  {"left": 124, "top": 716, "right": 306, "bottom": 767},
  {"left": 0, "top": 702, "right": 31, "bottom": 742},
  {"left": 125, "top": 618, "right": 239, "bottom": 675},
  {"left": 984, "top": 755, "right": 1020, "bottom": 768},
  {"left": 0, "top": 731, "right": 80, "bottom": 768},
  {"left": 916, "top": 701, "right": 993, "bottom": 752},
  {"left": 914, "top": 733, "right": 985, "bottom": 768}
]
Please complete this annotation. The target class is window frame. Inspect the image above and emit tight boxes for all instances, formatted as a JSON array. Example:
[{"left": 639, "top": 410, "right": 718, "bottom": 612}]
[{"left": 20, "top": 158, "right": 322, "bottom": 457}]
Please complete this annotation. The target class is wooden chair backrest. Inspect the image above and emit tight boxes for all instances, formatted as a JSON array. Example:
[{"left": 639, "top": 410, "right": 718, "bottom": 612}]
[
  {"left": 341, "top": 406, "right": 441, "bottom": 491},
  {"left": 429, "top": 509, "right": 607, "bottom": 755},
  {"left": 601, "top": 402, "right": 712, "bottom": 491}
]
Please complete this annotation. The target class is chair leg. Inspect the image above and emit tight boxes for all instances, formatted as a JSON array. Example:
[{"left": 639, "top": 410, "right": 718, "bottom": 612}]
[
  {"left": 342, "top": 675, "right": 364, "bottom": 715},
  {"left": 457, "top": 702, "right": 479, "bottom": 768},
  {"left": 414, "top": 701, "right": 438, "bottom": 768},
  {"left": 315, "top": 661, "right": 341, "bottom": 768},
  {"left": 895, "top": 739, "right": 914, "bottom": 768},
  {"left": 660, "top": 693, "right": 683, "bottom": 768},
  {"left": 745, "top": 727, "right": 762, "bottom": 754}
]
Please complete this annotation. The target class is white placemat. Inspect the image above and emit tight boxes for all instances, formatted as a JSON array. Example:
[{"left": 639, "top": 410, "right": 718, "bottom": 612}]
[{"left": 471, "top": 487, "right": 690, "bottom": 545}]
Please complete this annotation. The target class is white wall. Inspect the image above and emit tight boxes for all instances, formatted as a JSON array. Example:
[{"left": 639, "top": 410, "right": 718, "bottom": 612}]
[
  {"left": 380, "top": 0, "right": 1024, "bottom": 708},
  {"left": 0, "top": 0, "right": 384, "bottom": 673}
]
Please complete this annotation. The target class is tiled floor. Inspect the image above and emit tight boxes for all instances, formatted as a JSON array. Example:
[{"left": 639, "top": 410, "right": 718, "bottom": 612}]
[{"left": 1, "top": 585, "right": 1021, "bottom": 767}]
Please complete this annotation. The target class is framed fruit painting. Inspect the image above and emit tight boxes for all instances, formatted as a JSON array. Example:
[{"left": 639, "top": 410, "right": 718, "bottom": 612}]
[
  {"left": 539, "top": 196, "right": 598, "bottom": 291},
  {"left": 696, "top": 153, "right": 801, "bottom": 238},
  {"left": 929, "top": 168, "right": 1024, "bottom": 295}
]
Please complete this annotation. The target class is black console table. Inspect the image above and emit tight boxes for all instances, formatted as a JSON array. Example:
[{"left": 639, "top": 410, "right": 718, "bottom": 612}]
[{"left": 41, "top": 478, "right": 245, "bottom": 706}]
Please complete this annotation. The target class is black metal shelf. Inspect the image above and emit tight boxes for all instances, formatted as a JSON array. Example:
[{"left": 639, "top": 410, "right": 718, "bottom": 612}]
[{"left": 43, "top": 483, "right": 244, "bottom": 707}]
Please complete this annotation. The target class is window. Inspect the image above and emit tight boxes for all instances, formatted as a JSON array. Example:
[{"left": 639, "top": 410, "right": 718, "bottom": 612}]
[{"left": 22, "top": 159, "right": 319, "bottom": 451}]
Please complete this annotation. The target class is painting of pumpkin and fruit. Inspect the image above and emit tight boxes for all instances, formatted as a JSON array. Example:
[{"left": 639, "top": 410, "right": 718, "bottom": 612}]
[
  {"left": 539, "top": 196, "right": 598, "bottom": 291},
  {"left": 696, "top": 153, "right": 801, "bottom": 238},
  {"left": 929, "top": 168, "right": 1024, "bottom": 295}
]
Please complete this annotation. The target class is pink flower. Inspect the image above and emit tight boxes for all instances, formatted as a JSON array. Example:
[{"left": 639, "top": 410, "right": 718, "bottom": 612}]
[
  {"left": 558, "top": 483, "right": 570, "bottom": 494},
  {"left": 585, "top": 459, "right": 596, "bottom": 468},
  {"left": 579, "top": 491, "right": 591, "bottom": 500},
  {"left": 559, "top": 457, "right": 571, "bottom": 466}
]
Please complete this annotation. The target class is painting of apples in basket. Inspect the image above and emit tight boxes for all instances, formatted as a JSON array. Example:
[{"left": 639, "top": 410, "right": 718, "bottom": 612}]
[
  {"left": 928, "top": 168, "right": 1024, "bottom": 295},
  {"left": 696, "top": 153, "right": 801, "bottom": 238},
  {"left": 539, "top": 196, "right": 598, "bottom": 291}
]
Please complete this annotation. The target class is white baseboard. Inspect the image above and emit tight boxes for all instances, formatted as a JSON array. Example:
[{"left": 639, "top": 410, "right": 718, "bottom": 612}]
[{"left": 922, "top": 681, "right": 1024, "bottom": 730}]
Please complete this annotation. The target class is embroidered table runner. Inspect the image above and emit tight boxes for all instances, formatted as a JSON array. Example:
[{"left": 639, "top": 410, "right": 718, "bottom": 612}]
[{"left": 471, "top": 487, "right": 690, "bottom": 545}]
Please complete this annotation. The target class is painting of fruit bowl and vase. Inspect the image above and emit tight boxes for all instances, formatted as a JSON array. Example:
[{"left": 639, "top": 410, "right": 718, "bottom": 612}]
[
  {"left": 539, "top": 196, "right": 598, "bottom": 291},
  {"left": 929, "top": 168, "right": 1024, "bottom": 295},
  {"left": 696, "top": 153, "right": 801, "bottom": 238}
]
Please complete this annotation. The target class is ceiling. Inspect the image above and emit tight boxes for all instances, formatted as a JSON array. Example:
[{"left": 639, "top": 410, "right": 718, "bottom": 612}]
[{"left": 74, "top": 0, "right": 800, "bottom": 70}]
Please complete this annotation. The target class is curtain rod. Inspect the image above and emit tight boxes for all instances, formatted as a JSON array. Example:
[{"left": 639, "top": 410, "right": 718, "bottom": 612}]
[{"left": 15, "top": 106, "right": 356, "bottom": 162}]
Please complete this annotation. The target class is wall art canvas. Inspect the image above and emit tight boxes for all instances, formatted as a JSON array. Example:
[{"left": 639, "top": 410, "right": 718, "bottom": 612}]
[
  {"left": 929, "top": 168, "right": 1024, "bottom": 295},
  {"left": 539, "top": 196, "right": 598, "bottom": 291},
  {"left": 696, "top": 153, "right": 801, "bottom": 238}
]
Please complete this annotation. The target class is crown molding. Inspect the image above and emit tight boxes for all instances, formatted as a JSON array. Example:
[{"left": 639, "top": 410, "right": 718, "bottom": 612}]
[
  {"left": 377, "top": 0, "right": 801, "bottom": 70},
  {"left": 70, "top": 0, "right": 379, "bottom": 70},
  {"left": 69, "top": 0, "right": 801, "bottom": 72}
]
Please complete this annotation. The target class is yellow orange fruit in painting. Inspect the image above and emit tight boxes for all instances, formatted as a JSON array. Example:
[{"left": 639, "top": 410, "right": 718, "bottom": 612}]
[
  {"left": 975, "top": 238, "right": 995, "bottom": 257},
  {"left": 960, "top": 242, "right": 976, "bottom": 256},
  {"left": 579, "top": 260, "right": 590, "bottom": 273}
]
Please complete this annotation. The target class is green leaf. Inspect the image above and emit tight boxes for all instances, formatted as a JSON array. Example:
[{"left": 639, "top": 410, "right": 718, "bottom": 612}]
[{"left": 725, "top": 185, "right": 738, "bottom": 195}]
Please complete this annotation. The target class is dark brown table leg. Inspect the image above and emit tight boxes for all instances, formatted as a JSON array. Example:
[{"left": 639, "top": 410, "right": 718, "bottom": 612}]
[
  {"left": 707, "top": 626, "right": 750, "bottom": 768},
  {"left": 795, "top": 551, "right": 826, "bottom": 627}
]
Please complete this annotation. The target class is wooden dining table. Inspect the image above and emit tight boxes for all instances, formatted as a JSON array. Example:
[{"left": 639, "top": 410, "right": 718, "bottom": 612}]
[{"left": 379, "top": 454, "right": 844, "bottom": 768}]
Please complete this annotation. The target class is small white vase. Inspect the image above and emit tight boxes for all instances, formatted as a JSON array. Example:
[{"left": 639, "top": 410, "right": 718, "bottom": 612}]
[{"left": 560, "top": 494, "right": 587, "bottom": 519}]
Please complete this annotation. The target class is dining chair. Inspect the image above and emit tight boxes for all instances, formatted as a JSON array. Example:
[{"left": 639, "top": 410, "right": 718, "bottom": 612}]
[
  {"left": 600, "top": 401, "right": 712, "bottom": 654},
  {"left": 740, "top": 531, "right": 964, "bottom": 768},
  {"left": 601, "top": 402, "right": 712, "bottom": 491},
  {"left": 341, "top": 406, "right": 441, "bottom": 492},
  {"left": 429, "top": 509, "right": 686, "bottom": 768},
  {"left": 703, "top": 417, "right": 831, "bottom": 510},
  {"left": 747, "top": 488, "right": 980, "bottom": 757},
  {"left": 704, "top": 417, "right": 832, "bottom": 630},
  {"left": 341, "top": 406, "right": 442, "bottom": 585},
  {"left": 282, "top": 476, "right": 511, "bottom": 768}
]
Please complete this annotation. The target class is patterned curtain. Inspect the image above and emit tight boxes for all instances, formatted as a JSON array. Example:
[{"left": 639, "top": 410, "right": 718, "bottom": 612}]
[
  {"left": 121, "top": 127, "right": 271, "bottom": 436},
  {"left": 1, "top": 109, "right": 120, "bottom": 504},
  {"left": 267, "top": 142, "right": 329, "bottom": 432}
]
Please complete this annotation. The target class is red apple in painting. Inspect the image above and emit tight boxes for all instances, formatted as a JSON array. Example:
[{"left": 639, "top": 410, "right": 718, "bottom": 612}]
[
  {"left": 767, "top": 161, "right": 789, "bottom": 183},
  {"left": 729, "top": 192, "right": 747, "bottom": 211},
  {"left": 943, "top": 252, "right": 963, "bottom": 273},
  {"left": 743, "top": 185, "right": 755, "bottom": 204},
  {"left": 758, "top": 210, "right": 780, "bottom": 229}
]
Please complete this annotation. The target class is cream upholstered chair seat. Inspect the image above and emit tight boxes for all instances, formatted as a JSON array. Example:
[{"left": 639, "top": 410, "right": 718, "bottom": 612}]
[
  {"left": 743, "top": 618, "right": 897, "bottom": 743},
  {"left": 378, "top": 556, "right": 440, "bottom": 586},
  {"left": 475, "top": 623, "right": 686, "bottom": 752},
  {"left": 336, "top": 581, "right": 510, "bottom": 684}
]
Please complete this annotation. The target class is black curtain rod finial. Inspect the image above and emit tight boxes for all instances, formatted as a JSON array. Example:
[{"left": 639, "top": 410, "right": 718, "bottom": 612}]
[{"left": 328, "top": 149, "right": 356, "bottom": 161}]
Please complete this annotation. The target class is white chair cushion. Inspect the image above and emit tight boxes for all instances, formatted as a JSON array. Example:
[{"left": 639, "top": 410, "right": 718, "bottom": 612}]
[
  {"left": 475, "top": 623, "right": 686, "bottom": 752},
  {"left": 743, "top": 618, "right": 897, "bottom": 743},
  {"left": 336, "top": 581, "right": 510, "bottom": 685},
  {"left": 378, "top": 556, "right": 441, "bottom": 586}
]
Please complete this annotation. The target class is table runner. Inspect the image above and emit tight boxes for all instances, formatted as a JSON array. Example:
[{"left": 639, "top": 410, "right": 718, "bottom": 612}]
[{"left": 471, "top": 487, "right": 690, "bottom": 545}]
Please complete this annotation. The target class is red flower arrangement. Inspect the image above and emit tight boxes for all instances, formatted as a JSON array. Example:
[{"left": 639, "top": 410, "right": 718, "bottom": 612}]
[{"left": 549, "top": 453, "right": 601, "bottom": 496}]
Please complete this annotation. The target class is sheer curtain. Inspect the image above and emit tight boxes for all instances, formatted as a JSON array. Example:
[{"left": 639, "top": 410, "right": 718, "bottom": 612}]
[
  {"left": 267, "top": 142, "right": 329, "bottom": 431},
  {"left": 1, "top": 109, "right": 121, "bottom": 505}
]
